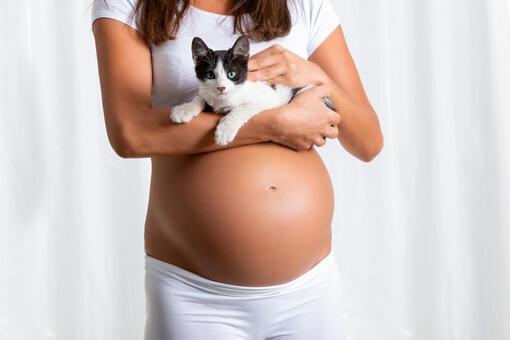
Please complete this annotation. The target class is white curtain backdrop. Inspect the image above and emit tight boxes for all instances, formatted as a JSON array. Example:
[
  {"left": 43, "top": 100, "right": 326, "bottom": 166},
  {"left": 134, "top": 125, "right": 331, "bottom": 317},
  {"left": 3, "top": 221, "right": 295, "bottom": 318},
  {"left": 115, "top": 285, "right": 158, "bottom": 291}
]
[{"left": 1, "top": 0, "right": 509, "bottom": 339}]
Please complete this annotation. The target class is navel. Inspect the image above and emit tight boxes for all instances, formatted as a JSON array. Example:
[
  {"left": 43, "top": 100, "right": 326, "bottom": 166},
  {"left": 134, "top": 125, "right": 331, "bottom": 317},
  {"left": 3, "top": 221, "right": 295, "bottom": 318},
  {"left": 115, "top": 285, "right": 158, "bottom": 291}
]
[{"left": 265, "top": 184, "right": 279, "bottom": 192}]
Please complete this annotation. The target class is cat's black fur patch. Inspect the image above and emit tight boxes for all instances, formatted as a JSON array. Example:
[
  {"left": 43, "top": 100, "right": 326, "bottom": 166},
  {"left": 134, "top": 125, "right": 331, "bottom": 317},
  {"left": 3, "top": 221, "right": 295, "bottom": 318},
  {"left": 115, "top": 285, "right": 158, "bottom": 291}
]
[
  {"left": 191, "top": 36, "right": 336, "bottom": 111},
  {"left": 203, "top": 103, "right": 214, "bottom": 112},
  {"left": 192, "top": 37, "right": 249, "bottom": 85},
  {"left": 292, "top": 87, "right": 302, "bottom": 97},
  {"left": 321, "top": 97, "right": 336, "bottom": 111}
]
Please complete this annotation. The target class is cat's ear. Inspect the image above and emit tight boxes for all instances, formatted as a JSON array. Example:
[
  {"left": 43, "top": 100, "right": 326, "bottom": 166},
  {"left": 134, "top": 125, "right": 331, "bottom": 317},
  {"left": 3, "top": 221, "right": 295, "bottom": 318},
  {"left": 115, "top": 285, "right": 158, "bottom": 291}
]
[
  {"left": 231, "top": 36, "right": 250, "bottom": 59},
  {"left": 192, "top": 37, "right": 210, "bottom": 64}
]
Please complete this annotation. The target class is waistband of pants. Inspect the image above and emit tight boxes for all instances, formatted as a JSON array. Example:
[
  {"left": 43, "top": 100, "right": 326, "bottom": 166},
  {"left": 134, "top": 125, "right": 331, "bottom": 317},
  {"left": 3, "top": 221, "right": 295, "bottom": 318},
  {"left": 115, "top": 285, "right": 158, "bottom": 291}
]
[{"left": 145, "top": 250, "right": 337, "bottom": 297}]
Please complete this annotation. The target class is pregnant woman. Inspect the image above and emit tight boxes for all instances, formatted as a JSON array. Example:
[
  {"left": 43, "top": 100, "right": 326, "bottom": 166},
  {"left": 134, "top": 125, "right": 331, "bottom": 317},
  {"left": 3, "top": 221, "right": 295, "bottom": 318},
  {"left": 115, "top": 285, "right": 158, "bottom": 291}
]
[{"left": 91, "top": 0, "right": 383, "bottom": 339}]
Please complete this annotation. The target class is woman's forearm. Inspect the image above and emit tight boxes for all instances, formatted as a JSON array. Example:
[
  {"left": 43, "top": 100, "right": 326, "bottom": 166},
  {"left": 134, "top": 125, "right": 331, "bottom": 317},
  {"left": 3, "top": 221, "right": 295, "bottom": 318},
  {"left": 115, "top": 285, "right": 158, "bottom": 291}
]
[
  {"left": 112, "top": 95, "right": 340, "bottom": 158},
  {"left": 109, "top": 106, "right": 276, "bottom": 158},
  {"left": 328, "top": 84, "right": 383, "bottom": 162}
]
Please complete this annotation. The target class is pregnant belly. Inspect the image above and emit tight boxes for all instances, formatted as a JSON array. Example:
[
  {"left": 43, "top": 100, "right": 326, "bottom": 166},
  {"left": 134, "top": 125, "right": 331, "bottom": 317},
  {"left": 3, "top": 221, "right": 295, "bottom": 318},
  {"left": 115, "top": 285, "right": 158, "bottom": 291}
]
[{"left": 145, "top": 143, "right": 335, "bottom": 285}]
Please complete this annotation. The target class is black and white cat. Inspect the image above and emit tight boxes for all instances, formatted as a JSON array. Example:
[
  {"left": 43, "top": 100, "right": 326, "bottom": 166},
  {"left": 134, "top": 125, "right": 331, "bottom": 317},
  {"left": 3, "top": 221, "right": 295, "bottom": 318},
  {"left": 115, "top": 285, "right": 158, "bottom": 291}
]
[
  {"left": 170, "top": 36, "right": 297, "bottom": 145},
  {"left": 170, "top": 36, "right": 334, "bottom": 146}
]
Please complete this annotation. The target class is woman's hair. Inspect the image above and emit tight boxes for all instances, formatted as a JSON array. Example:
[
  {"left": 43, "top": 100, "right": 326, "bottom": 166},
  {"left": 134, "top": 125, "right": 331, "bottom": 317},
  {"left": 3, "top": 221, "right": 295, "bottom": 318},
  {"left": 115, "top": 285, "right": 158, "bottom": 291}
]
[{"left": 134, "top": 0, "right": 292, "bottom": 45}]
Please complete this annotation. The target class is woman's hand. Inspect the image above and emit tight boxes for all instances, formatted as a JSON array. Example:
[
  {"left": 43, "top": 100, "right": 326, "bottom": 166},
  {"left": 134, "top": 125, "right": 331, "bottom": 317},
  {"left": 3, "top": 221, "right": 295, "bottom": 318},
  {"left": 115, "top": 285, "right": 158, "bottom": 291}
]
[
  {"left": 246, "top": 44, "right": 339, "bottom": 150},
  {"left": 270, "top": 85, "right": 340, "bottom": 150},
  {"left": 247, "top": 35, "right": 383, "bottom": 161},
  {"left": 247, "top": 44, "right": 329, "bottom": 88}
]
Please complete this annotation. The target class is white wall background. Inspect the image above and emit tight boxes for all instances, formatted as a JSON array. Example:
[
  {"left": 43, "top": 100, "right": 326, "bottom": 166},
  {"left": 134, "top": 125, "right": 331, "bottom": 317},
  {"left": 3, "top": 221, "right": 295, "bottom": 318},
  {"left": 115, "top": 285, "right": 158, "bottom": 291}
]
[{"left": 1, "top": 0, "right": 509, "bottom": 339}]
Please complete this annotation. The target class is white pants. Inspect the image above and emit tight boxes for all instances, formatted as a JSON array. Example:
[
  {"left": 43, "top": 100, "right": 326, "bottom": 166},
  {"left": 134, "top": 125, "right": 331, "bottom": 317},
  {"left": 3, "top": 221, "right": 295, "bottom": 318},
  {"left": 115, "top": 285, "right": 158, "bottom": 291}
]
[{"left": 144, "top": 252, "right": 345, "bottom": 340}]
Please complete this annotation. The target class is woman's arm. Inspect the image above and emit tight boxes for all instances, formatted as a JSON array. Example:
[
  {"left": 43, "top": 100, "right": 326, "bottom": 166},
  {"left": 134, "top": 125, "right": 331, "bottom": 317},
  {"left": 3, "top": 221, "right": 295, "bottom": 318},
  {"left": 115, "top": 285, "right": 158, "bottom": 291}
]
[
  {"left": 248, "top": 26, "right": 384, "bottom": 162},
  {"left": 311, "top": 26, "right": 383, "bottom": 161},
  {"left": 93, "top": 19, "right": 339, "bottom": 157},
  {"left": 93, "top": 18, "right": 259, "bottom": 157}
]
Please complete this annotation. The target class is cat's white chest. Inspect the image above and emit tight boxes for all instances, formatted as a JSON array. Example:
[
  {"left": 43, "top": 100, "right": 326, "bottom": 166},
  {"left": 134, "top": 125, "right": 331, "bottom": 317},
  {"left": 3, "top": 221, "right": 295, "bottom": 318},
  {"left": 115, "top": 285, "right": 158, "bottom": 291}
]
[{"left": 171, "top": 81, "right": 293, "bottom": 144}]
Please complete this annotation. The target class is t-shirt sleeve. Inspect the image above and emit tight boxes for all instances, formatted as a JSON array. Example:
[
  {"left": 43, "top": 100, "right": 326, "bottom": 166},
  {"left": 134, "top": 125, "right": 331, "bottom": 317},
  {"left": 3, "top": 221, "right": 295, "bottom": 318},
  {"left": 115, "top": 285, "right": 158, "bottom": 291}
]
[
  {"left": 305, "top": 0, "right": 340, "bottom": 56},
  {"left": 90, "top": 0, "right": 138, "bottom": 31}
]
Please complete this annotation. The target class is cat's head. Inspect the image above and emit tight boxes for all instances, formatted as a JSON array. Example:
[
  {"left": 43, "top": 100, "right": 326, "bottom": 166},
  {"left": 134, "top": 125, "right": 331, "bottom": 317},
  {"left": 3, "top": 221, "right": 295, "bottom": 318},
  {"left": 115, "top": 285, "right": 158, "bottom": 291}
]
[{"left": 191, "top": 36, "right": 250, "bottom": 96}]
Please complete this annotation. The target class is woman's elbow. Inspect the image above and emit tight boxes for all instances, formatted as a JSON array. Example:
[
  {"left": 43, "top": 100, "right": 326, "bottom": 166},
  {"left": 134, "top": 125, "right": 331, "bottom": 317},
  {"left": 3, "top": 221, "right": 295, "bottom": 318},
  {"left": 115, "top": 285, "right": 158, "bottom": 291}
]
[
  {"left": 111, "top": 139, "right": 138, "bottom": 158},
  {"left": 106, "top": 121, "right": 146, "bottom": 158},
  {"left": 360, "top": 133, "right": 384, "bottom": 162}
]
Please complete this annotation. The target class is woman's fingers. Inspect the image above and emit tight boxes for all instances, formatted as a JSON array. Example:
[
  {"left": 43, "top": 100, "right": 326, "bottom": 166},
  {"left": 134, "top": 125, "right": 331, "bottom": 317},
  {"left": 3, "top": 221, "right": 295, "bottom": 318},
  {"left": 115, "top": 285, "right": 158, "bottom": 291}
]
[
  {"left": 322, "top": 123, "right": 339, "bottom": 140},
  {"left": 273, "top": 102, "right": 340, "bottom": 150},
  {"left": 248, "top": 44, "right": 285, "bottom": 69},
  {"left": 248, "top": 57, "right": 295, "bottom": 84},
  {"left": 303, "top": 83, "right": 332, "bottom": 100},
  {"left": 248, "top": 63, "right": 287, "bottom": 83},
  {"left": 314, "top": 136, "right": 327, "bottom": 147},
  {"left": 247, "top": 44, "right": 315, "bottom": 87},
  {"left": 248, "top": 53, "right": 276, "bottom": 72}
]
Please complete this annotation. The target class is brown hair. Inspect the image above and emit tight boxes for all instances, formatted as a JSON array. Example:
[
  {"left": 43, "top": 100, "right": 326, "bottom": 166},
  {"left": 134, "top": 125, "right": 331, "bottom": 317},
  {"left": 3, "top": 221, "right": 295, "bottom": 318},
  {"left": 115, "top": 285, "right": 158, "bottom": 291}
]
[{"left": 134, "top": 0, "right": 292, "bottom": 45}]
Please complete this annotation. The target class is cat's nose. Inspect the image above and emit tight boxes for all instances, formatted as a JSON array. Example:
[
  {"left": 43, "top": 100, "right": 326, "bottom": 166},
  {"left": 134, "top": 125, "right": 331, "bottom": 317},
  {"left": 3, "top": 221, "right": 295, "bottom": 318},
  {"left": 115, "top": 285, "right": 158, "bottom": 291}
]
[{"left": 217, "top": 87, "right": 226, "bottom": 93}]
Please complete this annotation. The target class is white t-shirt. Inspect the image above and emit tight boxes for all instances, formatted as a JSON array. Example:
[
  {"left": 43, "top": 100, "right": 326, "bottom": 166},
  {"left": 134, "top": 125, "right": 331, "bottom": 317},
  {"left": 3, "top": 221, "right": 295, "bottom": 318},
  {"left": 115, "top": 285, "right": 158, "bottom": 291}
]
[{"left": 91, "top": 0, "right": 340, "bottom": 108}]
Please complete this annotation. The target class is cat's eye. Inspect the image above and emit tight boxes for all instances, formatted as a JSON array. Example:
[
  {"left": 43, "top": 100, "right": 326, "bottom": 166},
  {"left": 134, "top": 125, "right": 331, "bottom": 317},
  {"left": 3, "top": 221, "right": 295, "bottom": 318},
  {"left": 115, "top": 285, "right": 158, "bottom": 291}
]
[
  {"left": 227, "top": 71, "right": 237, "bottom": 79},
  {"left": 206, "top": 71, "right": 215, "bottom": 79}
]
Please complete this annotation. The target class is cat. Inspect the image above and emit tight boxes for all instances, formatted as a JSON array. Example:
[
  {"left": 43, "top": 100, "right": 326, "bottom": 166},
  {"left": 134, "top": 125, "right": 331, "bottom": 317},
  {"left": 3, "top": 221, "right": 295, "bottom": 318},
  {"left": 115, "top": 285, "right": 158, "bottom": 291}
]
[{"left": 170, "top": 35, "right": 335, "bottom": 146}]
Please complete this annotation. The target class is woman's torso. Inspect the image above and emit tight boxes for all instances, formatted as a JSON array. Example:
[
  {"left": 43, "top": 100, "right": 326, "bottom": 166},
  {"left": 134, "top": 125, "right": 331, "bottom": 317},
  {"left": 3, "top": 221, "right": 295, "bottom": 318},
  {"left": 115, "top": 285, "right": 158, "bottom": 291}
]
[
  {"left": 145, "top": 144, "right": 334, "bottom": 286},
  {"left": 145, "top": 2, "right": 336, "bottom": 286}
]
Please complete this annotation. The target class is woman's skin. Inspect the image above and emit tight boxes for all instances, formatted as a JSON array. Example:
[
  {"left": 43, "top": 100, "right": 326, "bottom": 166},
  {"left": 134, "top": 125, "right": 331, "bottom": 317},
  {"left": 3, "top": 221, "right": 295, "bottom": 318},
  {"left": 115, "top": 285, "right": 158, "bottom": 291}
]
[
  {"left": 93, "top": 0, "right": 382, "bottom": 285},
  {"left": 248, "top": 30, "right": 383, "bottom": 160}
]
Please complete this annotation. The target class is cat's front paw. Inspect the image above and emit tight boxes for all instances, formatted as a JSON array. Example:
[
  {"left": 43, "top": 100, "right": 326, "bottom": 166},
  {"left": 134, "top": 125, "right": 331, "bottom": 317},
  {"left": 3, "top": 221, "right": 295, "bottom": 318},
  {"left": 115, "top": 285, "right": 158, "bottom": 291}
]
[
  {"left": 170, "top": 103, "right": 200, "bottom": 123},
  {"left": 215, "top": 115, "right": 241, "bottom": 145}
]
